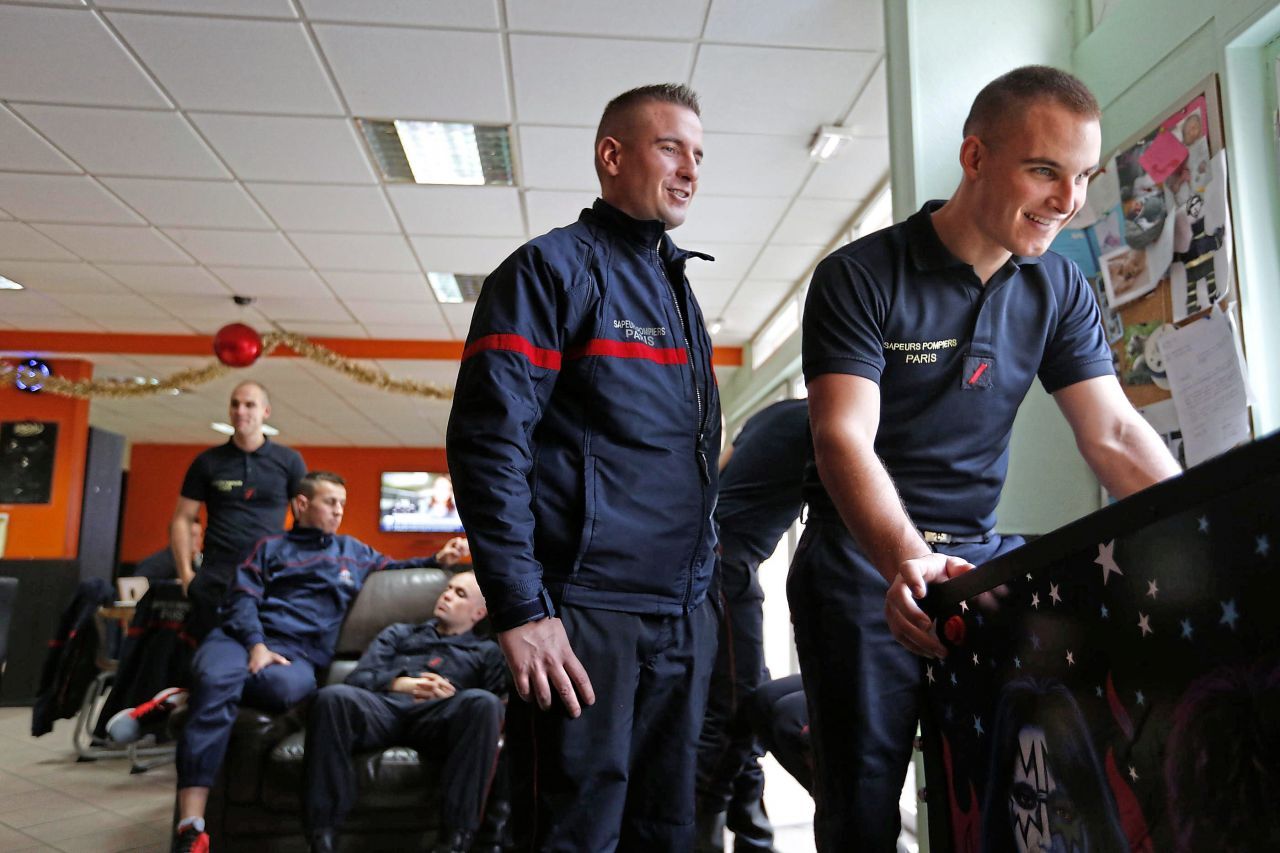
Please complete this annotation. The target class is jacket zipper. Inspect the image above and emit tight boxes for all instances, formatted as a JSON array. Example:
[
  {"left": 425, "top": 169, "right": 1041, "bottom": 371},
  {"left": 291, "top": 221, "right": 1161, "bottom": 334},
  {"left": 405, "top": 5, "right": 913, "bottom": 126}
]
[{"left": 655, "top": 243, "right": 710, "bottom": 609}]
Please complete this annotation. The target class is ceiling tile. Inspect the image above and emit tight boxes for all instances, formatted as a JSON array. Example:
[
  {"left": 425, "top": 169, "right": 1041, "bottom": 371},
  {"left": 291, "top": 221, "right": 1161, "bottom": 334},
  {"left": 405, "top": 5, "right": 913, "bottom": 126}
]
[
  {"left": 800, "top": 136, "right": 889, "bottom": 201},
  {"left": 0, "top": 289, "right": 83, "bottom": 317},
  {"left": 103, "top": 178, "right": 273, "bottom": 229},
  {"left": 506, "top": 0, "right": 709, "bottom": 38},
  {"left": 149, "top": 294, "right": 266, "bottom": 330},
  {"left": 750, "top": 244, "right": 823, "bottom": 281},
  {"left": 704, "top": 0, "right": 883, "bottom": 50},
  {"left": 96, "top": 263, "right": 229, "bottom": 296},
  {"left": 343, "top": 300, "right": 442, "bottom": 326},
  {"left": 0, "top": 6, "right": 169, "bottom": 108},
  {"left": 15, "top": 105, "right": 229, "bottom": 179},
  {"left": 321, "top": 271, "right": 434, "bottom": 303},
  {"left": 313, "top": 25, "right": 509, "bottom": 122},
  {"left": 99, "top": 0, "right": 297, "bottom": 15},
  {"left": 0, "top": 174, "right": 144, "bottom": 225},
  {"left": 92, "top": 315, "right": 196, "bottom": 333},
  {"left": 299, "top": 0, "right": 500, "bottom": 27},
  {"left": 211, "top": 267, "right": 332, "bottom": 300},
  {"left": 190, "top": 114, "right": 376, "bottom": 184},
  {"left": 671, "top": 241, "right": 759, "bottom": 280},
  {"left": 375, "top": 360, "right": 459, "bottom": 383},
  {"left": 246, "top": 184, "right": 399, "bottom": 233},
  {"left": 0, "top": 223, "right": 79, "bottom": 261},
  {"left": 772, "top": 198, "right": 858, "bottom": 245},
  {"left": 387, "top": 186, "right": 524, "bottom": 236},
  {"left": 523, "top": 190, "right": 590, "bottom": 237},
  {"left": 4, "top": 315, "right": 106, "bottom": 332},
  {"left": 673, "top": 195, "right": 789, "bottom": 244},
  {"left": 46, "top": 291, "right": 171, "bottom": 318},
  {"left": 108, "top": 13, "right": 343, "bottom": 115},
  {"left": 409, "top": 236, "right": 519, "bottom": 275},
  {"left": 0, "top": 261, "right": 127, "bottom": 294},
  {"left": 439, "top": 302, "right": 475, "bottom": 337},
  {"left": 33, "top": 224, "right": 191, "bottom": 263},
  {"left": 510, "top": 35, "right": 694, "bottom": 125},
  {"left": 845, "top": 59, "right": 888, "bottom": 138},
  {"left": 698, "top": 133, "right": 814, "bottom": 198},
  {"left": 693, "top": 45, "right": 877, "bottom": 135},
  {"left": 516, "top": 125, "right": 597, "bottom": 191},
  {"left": 273, "top": 320, "right": 367, "bottom": 339},
  {"left": 163, "top": 228, "right": 306, "bottom": 267},
  {"left": 290, "top": 233, "right": 419, "bottom": 273},
  {"left": 364, "top": 322, "right": 456, "bottom": 340},
  {"left": 255, "top": 297, "right": 354, "bottom": 324},
  {"left": 0, "top": 105, "right": 80, "bottom": 174}
]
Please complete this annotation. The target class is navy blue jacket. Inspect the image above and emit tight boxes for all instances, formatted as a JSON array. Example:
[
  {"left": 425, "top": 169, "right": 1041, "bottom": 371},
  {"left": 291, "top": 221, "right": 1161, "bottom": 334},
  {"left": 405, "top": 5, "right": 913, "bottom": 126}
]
[
  {"left": 223, "top": 527, "right": 438, "bottom": 666},
  {"left": 344, "top": 619, "right": 507, "bottom": 698},
  {"left": 447, "top": 199, "right": 722, "bottom": 630}
]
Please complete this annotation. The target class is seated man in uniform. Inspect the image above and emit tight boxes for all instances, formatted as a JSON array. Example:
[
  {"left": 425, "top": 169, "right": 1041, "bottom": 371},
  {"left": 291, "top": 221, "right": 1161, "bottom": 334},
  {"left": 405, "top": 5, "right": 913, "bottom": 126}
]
[
  {"left": 302, "top": 570, "right": 507, "bottom": 853},
  {"left": 171, "top": 470, "right": 468, "bottom": 853}
]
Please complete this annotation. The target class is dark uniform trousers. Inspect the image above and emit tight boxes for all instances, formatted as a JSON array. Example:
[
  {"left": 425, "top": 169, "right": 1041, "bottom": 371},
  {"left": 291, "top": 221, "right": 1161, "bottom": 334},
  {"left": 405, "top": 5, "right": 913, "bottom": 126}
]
[
  {"left": 508, "top": 598, "right": 717, "bottom": 852},
  {"left": 304, "top": 685, "right": 504, "bottom": 834},
  {"left": 177, "top": 629, "right": 317, "bottom": 788},
  {"left": 696, "top": 554, "right": 769, "bottom": 810},
  {"left": 786, "top": 520, "right": 1022, "bottom": 852},
  {"left": 184, "top": 562, "right": 234, "bottom": 644},
  {"left": 746, "top": 673, "right": 810, "bottom": 794}
]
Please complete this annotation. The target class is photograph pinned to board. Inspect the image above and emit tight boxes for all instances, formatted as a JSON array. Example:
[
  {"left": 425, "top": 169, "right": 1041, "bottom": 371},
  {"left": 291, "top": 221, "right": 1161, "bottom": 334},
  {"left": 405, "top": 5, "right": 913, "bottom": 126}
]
[
  {"left": 1049, "top": 226, "right": 1123, "bottom": 344},
  {"left": 1099, "top": 190, "right": 1174, "bottom": 309},
  {"left": 1170, "top": 151, "right": 1233, "bottom": 321},
  {"left": 1120, "top": 320, "right": 1172, "bottom": 389}
]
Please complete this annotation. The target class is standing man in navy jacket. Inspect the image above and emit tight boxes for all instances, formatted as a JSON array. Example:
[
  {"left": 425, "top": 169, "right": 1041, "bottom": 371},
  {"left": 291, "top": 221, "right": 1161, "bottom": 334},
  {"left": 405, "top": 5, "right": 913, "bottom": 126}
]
[
  {"left": 447, "top": 83, "right": 721, "bottom": 851},
  {"left": 171, "top": 471, "right": 468, "bottom": 853}
]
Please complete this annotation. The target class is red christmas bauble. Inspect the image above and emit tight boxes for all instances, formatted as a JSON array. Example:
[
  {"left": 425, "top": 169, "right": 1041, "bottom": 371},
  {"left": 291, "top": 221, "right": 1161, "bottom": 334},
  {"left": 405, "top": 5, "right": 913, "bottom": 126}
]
[{"left": 213, "top": 323, "right": 263, "bottom": 368}]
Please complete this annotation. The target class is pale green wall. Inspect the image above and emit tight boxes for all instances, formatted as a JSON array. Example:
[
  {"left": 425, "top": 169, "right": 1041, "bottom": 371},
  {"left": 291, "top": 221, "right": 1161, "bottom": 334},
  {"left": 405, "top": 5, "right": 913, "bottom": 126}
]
[{"left": 1076, "top": 0, "right": 1280, "bottom": 435}]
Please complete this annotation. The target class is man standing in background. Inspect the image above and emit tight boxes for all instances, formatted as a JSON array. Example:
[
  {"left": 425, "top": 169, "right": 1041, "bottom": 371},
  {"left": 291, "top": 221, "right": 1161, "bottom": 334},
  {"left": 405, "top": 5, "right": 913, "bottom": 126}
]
[{"left": 170, "top": 380, "right": 306, "bottom": 640}]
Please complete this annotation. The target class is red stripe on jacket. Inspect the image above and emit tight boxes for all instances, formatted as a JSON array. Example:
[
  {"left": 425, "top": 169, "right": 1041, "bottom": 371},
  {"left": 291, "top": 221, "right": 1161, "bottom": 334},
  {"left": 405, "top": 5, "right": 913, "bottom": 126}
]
[{"left": 462, "top": 334, "right": 562, "bottom": 370}]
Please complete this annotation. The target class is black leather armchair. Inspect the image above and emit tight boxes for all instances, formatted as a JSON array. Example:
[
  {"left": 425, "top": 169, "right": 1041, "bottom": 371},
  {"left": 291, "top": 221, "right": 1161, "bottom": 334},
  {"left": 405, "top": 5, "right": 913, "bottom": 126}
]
[{"left": 175, "top": 567, "right": 502, "bottom": 852}]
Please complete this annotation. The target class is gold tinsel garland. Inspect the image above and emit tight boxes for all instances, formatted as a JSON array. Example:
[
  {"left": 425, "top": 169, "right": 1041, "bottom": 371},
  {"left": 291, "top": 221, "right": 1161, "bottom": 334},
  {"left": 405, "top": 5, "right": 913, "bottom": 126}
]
[{"left": 0, "top": 331, "right": 453, "bottom": 401}]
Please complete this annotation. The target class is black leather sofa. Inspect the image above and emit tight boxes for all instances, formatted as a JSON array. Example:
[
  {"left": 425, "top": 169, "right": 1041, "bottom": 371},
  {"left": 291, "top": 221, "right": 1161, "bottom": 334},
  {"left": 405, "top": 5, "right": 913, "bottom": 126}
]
[{"left": 174, "top": 567, "right": 504, "bottom": 852}]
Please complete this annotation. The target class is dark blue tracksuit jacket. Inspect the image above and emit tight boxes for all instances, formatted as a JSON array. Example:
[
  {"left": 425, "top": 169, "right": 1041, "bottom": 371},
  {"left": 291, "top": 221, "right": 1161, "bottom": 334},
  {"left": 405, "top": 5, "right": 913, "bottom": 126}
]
[
  {"left": 223, "top": 527, "right": 438, "bottom": 665},
  {"left": 447, "top": 199, "right": 722, "bottom": 630}
]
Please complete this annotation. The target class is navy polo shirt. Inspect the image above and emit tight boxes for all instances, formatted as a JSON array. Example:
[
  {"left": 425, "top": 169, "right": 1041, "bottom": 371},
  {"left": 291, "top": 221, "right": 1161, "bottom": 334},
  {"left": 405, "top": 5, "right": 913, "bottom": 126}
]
[
  {"left": 180, "top": 438, "right": 306, "bottom": 572},
  {"left": 716, "top": 399, "right": 809, "bottom": 567},
  {"left": 802, "top": 200, "right": 1114, "bottom": 535}
]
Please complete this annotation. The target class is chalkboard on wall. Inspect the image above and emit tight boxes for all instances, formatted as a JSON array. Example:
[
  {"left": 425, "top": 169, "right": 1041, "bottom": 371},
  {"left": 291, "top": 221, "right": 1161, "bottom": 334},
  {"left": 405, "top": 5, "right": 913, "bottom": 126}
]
[{"left": 0, "top": 421, "right": 58, "bottom": 504}]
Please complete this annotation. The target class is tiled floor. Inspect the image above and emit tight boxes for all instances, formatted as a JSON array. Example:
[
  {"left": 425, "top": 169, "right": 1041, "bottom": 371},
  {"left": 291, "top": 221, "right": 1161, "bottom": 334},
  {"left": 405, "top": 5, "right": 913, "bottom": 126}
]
[
  {"left": 0, "top": 707, "right": 173, "bottom": 853},
  {"left": 0, "top": 704, "right": 846, "bottom": 853}
]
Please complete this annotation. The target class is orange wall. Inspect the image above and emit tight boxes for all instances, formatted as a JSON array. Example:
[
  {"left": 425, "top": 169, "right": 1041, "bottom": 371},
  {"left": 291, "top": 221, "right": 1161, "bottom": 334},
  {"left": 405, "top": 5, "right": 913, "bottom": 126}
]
[
  {"left": 119, "top": 443, "right": 457, "bottom": 562},
  {"left": 0, "top": 359, "right": 92, "bottom": 559}
]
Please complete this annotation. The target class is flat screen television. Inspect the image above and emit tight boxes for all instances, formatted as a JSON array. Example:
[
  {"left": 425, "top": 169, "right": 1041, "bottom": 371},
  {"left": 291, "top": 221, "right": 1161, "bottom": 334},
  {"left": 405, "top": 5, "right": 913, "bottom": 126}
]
[{"left": 378, "top": 471, "right": 464, "bottom": 533}]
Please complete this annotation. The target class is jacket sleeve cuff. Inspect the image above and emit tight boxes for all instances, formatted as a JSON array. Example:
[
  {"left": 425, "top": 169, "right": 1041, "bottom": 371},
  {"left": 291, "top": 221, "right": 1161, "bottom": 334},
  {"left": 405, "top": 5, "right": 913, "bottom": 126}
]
[
  {"left": 492, "top": 588, "right": 557, "bottom": 632},
  {"left": 243, "top": 632, "right": 265, "bottom": 649}
]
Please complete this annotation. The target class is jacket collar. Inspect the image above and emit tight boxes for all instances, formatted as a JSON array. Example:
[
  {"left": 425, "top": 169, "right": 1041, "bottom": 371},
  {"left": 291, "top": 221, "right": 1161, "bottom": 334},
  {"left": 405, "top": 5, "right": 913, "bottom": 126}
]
[
  {"left": 584, "top": 199, "right": 714, "bottom": 265},
  {"left": 286, "top": 525, "right": 334, "bottom": 550}
]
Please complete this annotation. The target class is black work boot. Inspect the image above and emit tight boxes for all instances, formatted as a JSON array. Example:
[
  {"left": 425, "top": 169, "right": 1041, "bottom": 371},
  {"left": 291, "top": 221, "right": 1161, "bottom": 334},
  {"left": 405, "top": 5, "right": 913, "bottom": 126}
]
[
  {"left": 309, "top": 828, "right": 337, "bottom": 853},
  {"left": 695, "top": 804, "right": 727, "bottom": 853},
  {"left": 431, "top": 828, "right": 475, "bottom": 853},
  {"left": 727, "top": 795, "right": 778, "bottom": 852}
]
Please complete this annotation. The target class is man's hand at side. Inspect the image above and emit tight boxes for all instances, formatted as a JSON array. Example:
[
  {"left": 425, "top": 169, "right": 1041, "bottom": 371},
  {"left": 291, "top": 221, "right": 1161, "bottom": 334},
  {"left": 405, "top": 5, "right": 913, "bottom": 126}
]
[
  {"left": 498, "top": 618, "right": 595, "bottom": 718},
  {"left": 247, "top": 643, "right": 291, "bottom": 674},
  {"left": 885, "top": 552, "right": 974, "bottom": 659},
  {"left": 391, "top": 673, "right": 456, "bottom": 702}
]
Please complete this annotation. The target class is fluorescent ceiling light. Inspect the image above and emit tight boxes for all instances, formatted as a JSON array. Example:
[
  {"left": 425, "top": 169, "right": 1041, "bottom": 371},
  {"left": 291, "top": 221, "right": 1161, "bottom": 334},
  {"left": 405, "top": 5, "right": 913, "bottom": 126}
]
[
  {"left": 428, "top": 272, "right": 485, "bottom": 304},
  {"left": 708, "top": 319, "right": 723, "bottom": 336},
  {"left": 358, "top": 119, "right": 514, "bottom": 185},
  {"left": 809, "top": 126, "right": 854, "bottom": 161},
  {"left": 0, "top": 275, "right": 24, "bottom": 290},
  {"left": 211, "top": 422, "right": 278, "bottom": 436}
]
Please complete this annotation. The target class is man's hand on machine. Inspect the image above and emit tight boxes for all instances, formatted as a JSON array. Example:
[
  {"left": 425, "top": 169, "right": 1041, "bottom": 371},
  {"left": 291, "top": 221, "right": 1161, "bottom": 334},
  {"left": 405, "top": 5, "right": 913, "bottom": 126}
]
[{"left": 885, "top": 552, "right": 974, "bottom": 659}]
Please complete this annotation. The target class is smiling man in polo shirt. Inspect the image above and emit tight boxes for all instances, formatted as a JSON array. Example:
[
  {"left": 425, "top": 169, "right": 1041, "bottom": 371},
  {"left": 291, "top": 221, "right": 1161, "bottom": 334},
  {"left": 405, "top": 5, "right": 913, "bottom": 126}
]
[{"left": 791, "top": 65, "right": 1181, "bottom": 851}]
